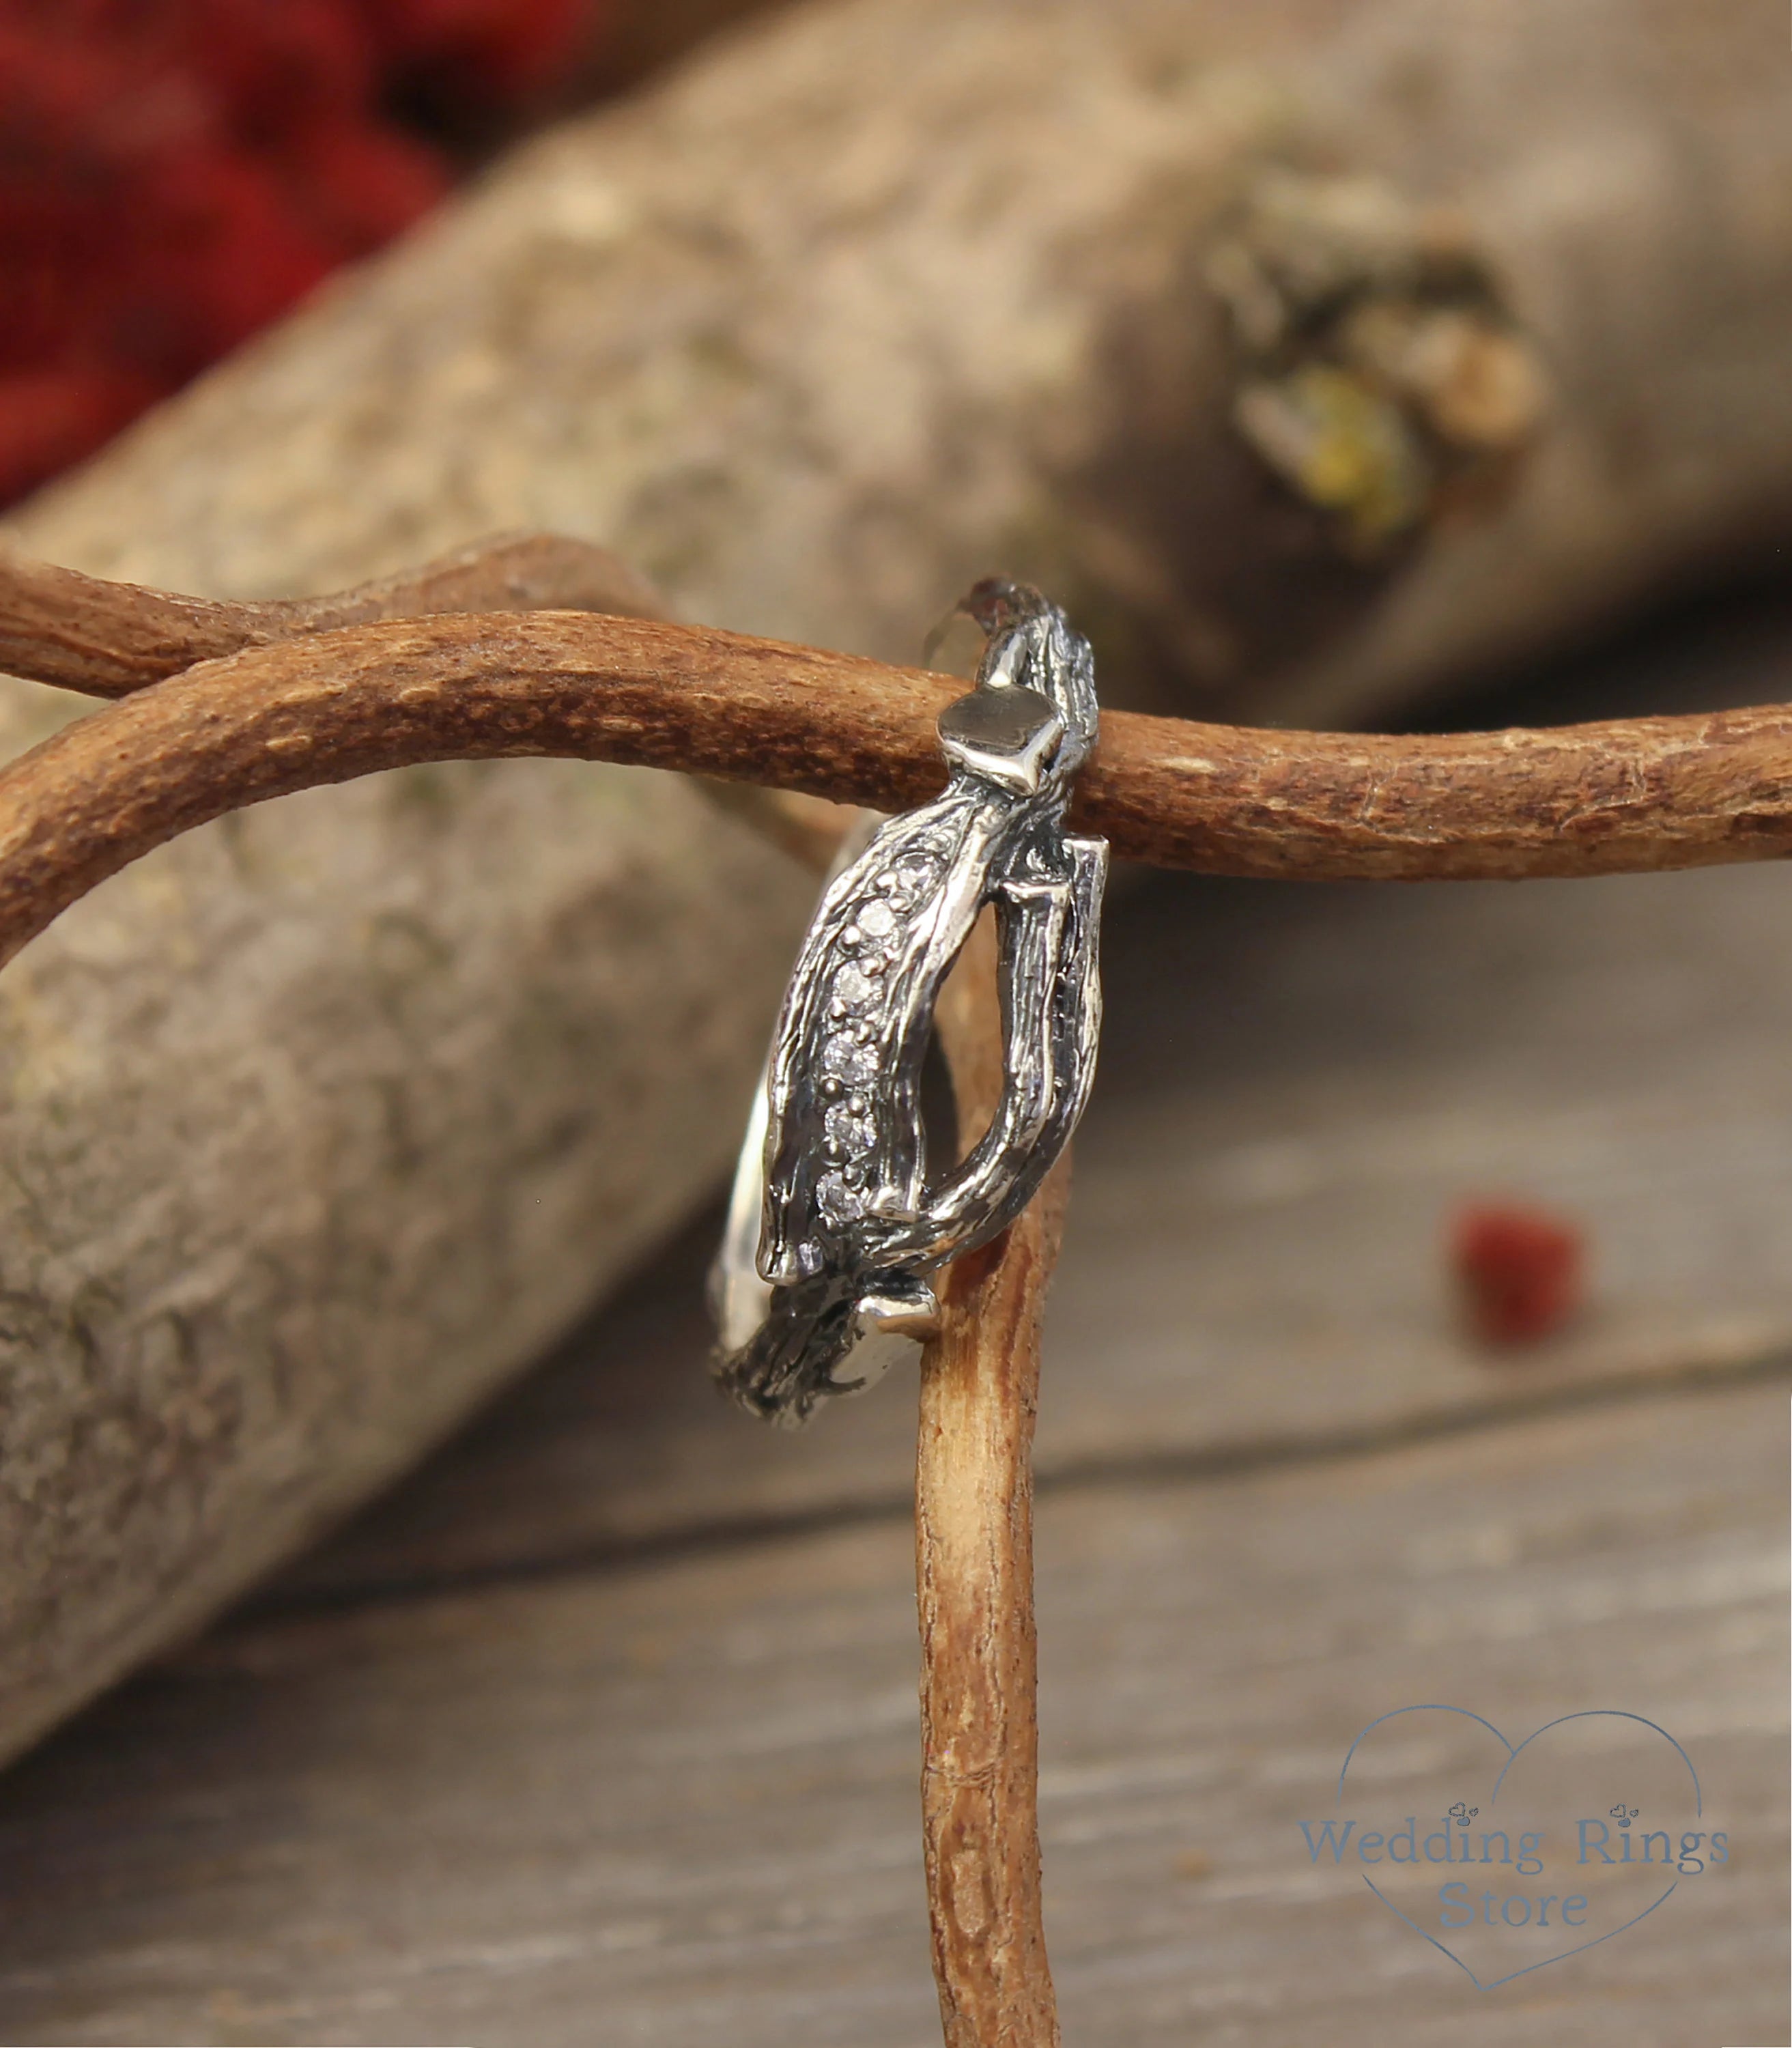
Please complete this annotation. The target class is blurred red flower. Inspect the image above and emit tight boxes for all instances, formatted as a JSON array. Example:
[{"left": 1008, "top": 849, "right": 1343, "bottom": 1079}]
[{"left": 0, "top": 0, "right": 594, "bottom": 505}]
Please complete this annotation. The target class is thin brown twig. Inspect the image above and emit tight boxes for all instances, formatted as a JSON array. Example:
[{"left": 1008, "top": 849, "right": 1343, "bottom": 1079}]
[
  {"left": 0, "top": 530, "right": 848, "bottom": 870},
  {"left": 0, "top": 532, "right": 666, "bottom": 697},
  {"left": 6, "top": 558, "right": 1792, "bottom": 970},
  {"left": 919, "top": 914, "right": 1068, "bottom": 2047}
]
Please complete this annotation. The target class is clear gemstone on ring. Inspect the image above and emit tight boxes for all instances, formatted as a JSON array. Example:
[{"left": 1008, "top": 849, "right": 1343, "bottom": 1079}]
[
  {"left": 816, "top": 1171, "right": 867, "bottom": 1224},
  {"left": 831, "top": 963, "right": 878, "bottom": 1012},
  {"left": 825, "top": 1104, "right": 876, "bottom": 1154},
  {"left": 879, "top": 857, "right": 939, "bottom": 911},
  {"left": 821, "top": 1034, "right": 877, "bottom": 1085}
]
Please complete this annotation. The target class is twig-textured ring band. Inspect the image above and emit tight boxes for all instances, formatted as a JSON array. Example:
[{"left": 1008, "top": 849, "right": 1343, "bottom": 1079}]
[{"left": 710, "top": 579, "right": 1108, "bottom": 1425}]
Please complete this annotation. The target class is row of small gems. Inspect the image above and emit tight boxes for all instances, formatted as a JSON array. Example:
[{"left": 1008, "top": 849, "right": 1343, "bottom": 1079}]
[{"left": 811, "top": 848, "right": 943, "bottom": 1233}]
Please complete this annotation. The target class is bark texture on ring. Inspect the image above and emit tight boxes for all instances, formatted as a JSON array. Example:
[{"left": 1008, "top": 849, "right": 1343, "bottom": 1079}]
[{"left": 711, "top": 580, "right": 1107, "bottom": 1425}]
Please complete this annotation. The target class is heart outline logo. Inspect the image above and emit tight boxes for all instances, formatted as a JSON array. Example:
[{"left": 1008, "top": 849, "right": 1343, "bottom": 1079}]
[{"left": 1336, "top": 1705, "right": 1701, "bottom": 1991}]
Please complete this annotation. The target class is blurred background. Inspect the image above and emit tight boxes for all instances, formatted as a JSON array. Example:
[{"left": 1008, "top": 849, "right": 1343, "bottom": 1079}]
[
  {"left": 0, "top": 3, "right": 1786, "bottom": 2043},
  {"left": 0, "top": 0, "right": 791, "bottom": 507}
]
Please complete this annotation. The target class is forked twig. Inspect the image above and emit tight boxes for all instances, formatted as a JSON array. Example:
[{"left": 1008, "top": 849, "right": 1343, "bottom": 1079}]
[{"left": 10, "top": 541, "right": 1792, "bottom": 973}]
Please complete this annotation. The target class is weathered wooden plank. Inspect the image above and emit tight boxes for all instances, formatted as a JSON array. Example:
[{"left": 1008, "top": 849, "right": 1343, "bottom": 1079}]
[{"left": 0, "top": 1381, "right": 1780, "bottom": 2045}]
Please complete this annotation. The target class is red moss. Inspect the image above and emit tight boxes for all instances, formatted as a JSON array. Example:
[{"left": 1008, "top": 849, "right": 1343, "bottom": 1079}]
[{"left": 0, "top": 0, "right": 600, "bottom": 505}]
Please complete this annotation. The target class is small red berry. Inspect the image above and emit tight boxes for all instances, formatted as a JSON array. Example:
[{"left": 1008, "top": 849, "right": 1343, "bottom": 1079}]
[{"left": 1450, "top": 1200, "right": 1586, "bottom": 1348}]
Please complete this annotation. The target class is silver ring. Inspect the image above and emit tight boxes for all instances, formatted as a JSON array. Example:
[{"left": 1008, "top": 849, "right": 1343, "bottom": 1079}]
[{"left": 709, "top": 580, "right": 1108, "bottom": 1425}]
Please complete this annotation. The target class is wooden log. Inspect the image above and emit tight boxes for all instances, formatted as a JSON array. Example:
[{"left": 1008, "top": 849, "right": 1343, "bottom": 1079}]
[
  {"left": 13, "top": 0, "right": 1792, "bottom": 719},
  {"left": 5, "top": 0, "right": 1792, "bottom": 1767}
]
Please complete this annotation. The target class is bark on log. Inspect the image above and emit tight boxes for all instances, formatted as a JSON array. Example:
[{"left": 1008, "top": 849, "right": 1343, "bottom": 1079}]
[
  {"left": 13, "top": 0, "right": 1792, "bottom": 722},
  {"left": 5, "top": 0, "right": 1792, "bottom": 1764}
]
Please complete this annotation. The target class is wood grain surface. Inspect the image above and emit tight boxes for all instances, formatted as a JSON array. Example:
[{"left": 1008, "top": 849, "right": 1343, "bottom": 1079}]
[{"left": 0, "top": 1382, "right": 1779, "bottom": 2048}]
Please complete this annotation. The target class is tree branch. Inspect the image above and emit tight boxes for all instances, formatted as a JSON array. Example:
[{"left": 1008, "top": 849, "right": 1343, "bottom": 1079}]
[
  {"left": 0, "top": 533, "right": 666, "bottom": 698},
  {"left": 918, "top": 914, "right": 1067, "bottom": 2047},
  {"left": 5, "top": 571, "right": 1792, "bottom": 971}
]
